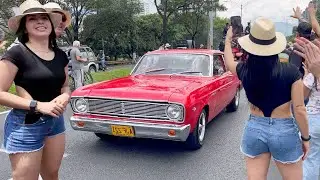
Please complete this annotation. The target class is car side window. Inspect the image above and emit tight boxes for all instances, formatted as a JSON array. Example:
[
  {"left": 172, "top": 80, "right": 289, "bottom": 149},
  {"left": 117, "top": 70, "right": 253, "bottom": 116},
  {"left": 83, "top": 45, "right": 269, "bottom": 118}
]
[
  {"left": 213, "top": 55, "right": 225, "bottom": 76},
  {"left": 79, "top": 48, "right": 88, "bottom": 57}
]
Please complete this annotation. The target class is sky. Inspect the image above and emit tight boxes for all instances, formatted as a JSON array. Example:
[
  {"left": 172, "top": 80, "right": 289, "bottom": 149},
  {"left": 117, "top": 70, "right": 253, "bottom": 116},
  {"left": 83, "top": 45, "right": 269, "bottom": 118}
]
[{"left": 143, "top": 0, "right": 313, "bottom": 25}]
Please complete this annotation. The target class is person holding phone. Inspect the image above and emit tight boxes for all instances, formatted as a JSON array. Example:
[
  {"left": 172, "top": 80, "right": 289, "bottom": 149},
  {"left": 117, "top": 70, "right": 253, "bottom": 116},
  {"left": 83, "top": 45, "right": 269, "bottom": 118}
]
[
  {"left": 224, "top": 17, "right": 310, "bottom": 179},
  {"left": 0, "top": 0, "right": 70, "bottom": 179}
]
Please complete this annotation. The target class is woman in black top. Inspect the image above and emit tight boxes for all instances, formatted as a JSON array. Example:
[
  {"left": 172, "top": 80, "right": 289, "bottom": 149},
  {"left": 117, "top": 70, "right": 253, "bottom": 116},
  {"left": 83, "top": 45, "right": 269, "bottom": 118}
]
[
  {"left": 0, "top": 0, "right": 70, "bottom": 179},
  {"left": 224, "top": 17, "right": 310, "bottom": 179}
]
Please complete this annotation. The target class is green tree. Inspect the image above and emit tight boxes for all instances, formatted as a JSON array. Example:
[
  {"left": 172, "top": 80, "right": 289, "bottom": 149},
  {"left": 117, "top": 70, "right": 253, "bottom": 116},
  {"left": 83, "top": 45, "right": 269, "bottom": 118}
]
[
  {"left": 174, "top": 0, "right": 226, "bottom": 47},
  {"left": 154, "top": 0, "right": 192, "bottom": 44}
]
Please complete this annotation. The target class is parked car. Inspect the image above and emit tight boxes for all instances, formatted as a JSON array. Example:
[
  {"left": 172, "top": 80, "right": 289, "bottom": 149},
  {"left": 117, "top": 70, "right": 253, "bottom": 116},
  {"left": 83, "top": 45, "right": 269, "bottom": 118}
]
[
  {"left": 69, "top": 49, "right": 241, "bottom": 149},
  {"left": 60, "top": 45, "right": 99, "bottom": 73}
]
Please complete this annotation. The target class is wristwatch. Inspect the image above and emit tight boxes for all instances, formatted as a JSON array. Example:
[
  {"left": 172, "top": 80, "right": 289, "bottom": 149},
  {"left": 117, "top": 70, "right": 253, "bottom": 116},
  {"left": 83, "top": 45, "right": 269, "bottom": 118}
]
[
  {"left": 301, "top": 135, "right": 312, "bottom": 142},
  {"left": 29, "top": 100, "right": 38, "bottom": 113}
]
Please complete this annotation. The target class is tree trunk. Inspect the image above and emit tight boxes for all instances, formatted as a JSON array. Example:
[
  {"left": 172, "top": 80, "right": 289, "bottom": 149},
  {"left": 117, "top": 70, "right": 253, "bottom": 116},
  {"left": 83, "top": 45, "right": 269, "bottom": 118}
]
[
  {"left": 73, "top": 16, "right": 79, "bottom": 40},
  {"left": 162, "top": 0, "right": 168, "bottom": 44}
]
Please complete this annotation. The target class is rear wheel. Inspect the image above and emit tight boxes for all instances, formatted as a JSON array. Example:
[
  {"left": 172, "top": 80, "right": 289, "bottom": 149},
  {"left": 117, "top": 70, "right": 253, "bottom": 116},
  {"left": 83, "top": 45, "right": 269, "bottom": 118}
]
[
  {"left": 185, "top": 109, "right": 207, "bottom": 150},
  {"left": 226, "top": 88, "right": 240, "bottom": 112},
  {"left": 89, "top": 65, "right": 96, "bottom": 73}
]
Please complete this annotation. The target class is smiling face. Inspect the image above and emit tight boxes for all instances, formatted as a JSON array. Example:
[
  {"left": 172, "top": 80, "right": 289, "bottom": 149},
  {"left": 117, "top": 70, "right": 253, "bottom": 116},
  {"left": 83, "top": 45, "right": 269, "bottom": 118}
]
[{"left": 25, "top": 13, "right": 52, "bottom": 39}]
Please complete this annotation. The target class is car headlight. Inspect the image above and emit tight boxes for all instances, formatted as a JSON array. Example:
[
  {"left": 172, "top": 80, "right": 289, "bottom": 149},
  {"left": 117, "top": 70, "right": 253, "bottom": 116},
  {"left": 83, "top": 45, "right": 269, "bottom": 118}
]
[
  {"left": 166, "top": 104, "right": 183, "bottom": 121},
  {"left": 73, "top": 98, "right": 88, "bottom": 113}
]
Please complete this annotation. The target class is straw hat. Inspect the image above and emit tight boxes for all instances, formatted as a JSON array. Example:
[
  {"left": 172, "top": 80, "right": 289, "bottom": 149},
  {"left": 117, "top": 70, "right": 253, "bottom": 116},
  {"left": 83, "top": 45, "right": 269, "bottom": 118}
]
[
  {"left": 8, "top": 0, "right": 62, "bottom": 33},
  {"left": 238, "top": 17, "right": 287, "bottom": 56},
  {"left": 44, "top": 2, "right": 72, "bottom": 27}
]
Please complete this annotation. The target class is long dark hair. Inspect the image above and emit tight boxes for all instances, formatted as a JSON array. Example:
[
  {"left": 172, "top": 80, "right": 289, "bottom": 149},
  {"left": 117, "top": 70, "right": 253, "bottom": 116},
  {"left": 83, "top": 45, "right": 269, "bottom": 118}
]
[
  {"left": 16, "top": 14, "right": 58, "bottom": 50},
  {"left": 241, "top": 53, "right": 280, "bottom": 107}
]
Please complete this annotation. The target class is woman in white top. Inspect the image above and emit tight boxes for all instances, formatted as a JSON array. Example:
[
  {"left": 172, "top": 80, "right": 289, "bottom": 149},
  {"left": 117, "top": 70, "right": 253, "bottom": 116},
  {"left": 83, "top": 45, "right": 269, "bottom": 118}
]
[
  {"left": 294, "top": 37, "right": 320, "bottom": 180},
  {"left": 302, "top": 71, "right": 320, "bottom": 179}
]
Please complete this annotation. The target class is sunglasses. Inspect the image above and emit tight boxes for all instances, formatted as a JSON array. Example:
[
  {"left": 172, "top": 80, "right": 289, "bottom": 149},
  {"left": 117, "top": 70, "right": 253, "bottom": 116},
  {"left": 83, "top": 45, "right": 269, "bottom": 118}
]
[{"left": 53, "top": 11, "right": 67, "bottom": 22}]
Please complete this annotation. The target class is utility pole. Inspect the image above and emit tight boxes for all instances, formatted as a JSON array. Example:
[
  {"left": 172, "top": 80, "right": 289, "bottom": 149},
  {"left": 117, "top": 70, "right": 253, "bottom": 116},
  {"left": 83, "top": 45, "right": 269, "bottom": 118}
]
[{"left": 241, "top": 4, "right": 243, "bottom": 23}]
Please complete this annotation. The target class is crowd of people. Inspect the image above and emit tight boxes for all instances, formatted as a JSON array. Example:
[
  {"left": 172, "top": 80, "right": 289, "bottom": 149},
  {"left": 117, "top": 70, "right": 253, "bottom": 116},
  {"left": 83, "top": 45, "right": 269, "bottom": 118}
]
[{"left": 0, "top": 0, "right": 320, "bottom": 179}]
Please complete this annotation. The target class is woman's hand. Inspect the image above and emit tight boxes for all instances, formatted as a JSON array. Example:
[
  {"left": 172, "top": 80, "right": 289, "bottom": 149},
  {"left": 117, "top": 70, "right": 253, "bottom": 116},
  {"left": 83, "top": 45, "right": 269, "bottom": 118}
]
[
  {"left": 36, "top": 101, "right": 65, "bottom": 117},
  {"left": 291, "top": 6, "right": 302, "bottom": 20},
  {"left": 294, "top": 37, "right": 320, "bottom": 78},
  {"left": 302, "top": 141, "right": 310, "bottom": 161},
  {"left": 51, "top": 93, "right": 70, "bottom": 108},
  {"left": 308, "top": 2, "right": 317, "bottom": 17},
  {"left": 225, "top": 26, "right": 233, "bottom": 43}
]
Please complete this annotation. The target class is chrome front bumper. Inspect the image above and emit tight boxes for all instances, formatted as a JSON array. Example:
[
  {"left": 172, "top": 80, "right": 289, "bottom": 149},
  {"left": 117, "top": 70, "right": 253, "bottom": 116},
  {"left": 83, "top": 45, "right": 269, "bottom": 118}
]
[{"left": 69, "top": 116, "right": 191, "bottom": 141}]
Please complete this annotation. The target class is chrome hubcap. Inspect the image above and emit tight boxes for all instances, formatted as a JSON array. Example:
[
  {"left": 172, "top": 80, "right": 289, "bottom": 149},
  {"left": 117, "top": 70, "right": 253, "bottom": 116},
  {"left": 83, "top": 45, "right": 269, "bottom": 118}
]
[{"left": 198, "top": 112, "right": 206, "bottom": 142}]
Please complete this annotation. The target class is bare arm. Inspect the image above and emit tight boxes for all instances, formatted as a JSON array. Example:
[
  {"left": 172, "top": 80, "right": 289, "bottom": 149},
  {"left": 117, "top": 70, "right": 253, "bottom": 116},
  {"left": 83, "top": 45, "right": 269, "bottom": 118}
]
[
  {"left": 61, "top": 66, "right": 71, "bottom": 95},
  {"left": 224, "top": 27, "right": 238, "bottom": 75},
  {"left": 308, "top": 4, "right": 320, "bottom": 37},
  {"left": 0, "top": 60, "right": 33, "bottom": 110},
  {"left": 291, "top": 80, "right": 309, "bottom": 138},
  {"left": 76, "top": 55, "right": 87, "bottom": 62}
]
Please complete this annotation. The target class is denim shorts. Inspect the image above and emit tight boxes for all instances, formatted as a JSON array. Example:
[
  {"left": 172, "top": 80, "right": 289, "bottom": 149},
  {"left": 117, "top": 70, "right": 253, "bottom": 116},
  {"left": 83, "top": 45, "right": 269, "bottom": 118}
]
[
  {"left": 3, "top": 109, "right": 66, "bottom": 154},
  {"left": 241, "top": 114, "right": 303, "bottom": 164}
]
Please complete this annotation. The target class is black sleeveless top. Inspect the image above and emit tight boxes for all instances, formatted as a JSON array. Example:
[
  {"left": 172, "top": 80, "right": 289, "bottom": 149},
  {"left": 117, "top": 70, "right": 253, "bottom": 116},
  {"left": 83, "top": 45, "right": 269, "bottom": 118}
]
[
  {"left": 1, "top": 44, "right": 69, "bottom": 102},
  {"left": 236, "top": 62, "right": 302, "bottom": 117}
]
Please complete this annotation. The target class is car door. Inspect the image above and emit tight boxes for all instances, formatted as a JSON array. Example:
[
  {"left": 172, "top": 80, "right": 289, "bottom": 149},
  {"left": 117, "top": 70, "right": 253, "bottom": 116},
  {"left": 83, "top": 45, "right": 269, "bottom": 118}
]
[
  {"left": 211, "top": 54, "right": 230, "bottom": 114},
  {"left": 85, "top": 47, "right": 97, "bottom": 63},
  {"left": 79, "top": 48, "right": 89, "bottom": 66},
  {"left": 206, "top": 54, "right": 226, "bottom": 119},
  {"left": 219, "top": 55, "right": 238, "bottom": 106}
]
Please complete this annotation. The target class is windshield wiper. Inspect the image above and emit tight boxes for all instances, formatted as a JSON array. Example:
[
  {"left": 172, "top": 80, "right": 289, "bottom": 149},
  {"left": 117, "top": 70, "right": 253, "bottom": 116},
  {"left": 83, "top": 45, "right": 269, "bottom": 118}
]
[
  {"left": 144, "top": 68, "right": 167, "bottom": 74},
  {"left": 177, "top": 71, "right": 202, "bottom": 74}
]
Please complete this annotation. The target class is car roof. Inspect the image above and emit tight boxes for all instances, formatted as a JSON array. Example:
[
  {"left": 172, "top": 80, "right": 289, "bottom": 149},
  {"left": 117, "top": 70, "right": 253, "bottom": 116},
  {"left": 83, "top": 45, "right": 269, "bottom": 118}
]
[{"left": 146, "top": 49, "right": 224, "bottom": 56}]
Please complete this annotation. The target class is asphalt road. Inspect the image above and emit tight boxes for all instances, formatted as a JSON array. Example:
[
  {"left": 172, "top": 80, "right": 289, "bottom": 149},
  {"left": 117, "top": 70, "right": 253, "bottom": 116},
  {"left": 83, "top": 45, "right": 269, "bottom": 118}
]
[{"left": 0, "top": 90, "right": 288, "bottom": 180}]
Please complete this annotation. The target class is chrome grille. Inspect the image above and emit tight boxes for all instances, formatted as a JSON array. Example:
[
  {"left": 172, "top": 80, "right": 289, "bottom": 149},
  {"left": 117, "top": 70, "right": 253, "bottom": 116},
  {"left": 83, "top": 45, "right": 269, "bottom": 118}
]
[{"left": 87, "top": 98, "right": 170, "bottom": 120}]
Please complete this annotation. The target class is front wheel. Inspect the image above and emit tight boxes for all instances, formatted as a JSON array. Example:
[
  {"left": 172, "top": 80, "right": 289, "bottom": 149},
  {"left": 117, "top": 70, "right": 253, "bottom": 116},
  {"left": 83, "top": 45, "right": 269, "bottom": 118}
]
[{"left": 185, "top": 109, "right": 207, "bottom": 150}]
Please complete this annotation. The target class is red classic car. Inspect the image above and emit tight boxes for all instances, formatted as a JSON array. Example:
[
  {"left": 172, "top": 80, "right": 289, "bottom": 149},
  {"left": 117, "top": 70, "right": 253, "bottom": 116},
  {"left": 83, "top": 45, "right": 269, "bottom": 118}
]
[{"left": 69, "top": 49, "right": 241, "bottom": 149}]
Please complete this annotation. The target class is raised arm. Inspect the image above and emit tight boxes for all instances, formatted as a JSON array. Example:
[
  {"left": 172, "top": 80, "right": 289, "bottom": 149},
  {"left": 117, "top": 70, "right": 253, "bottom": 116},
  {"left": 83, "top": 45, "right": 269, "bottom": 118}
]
[
  {"left": 224, "top": 27, "right": 238, "bottom": 75},
  {"left": 308, "top": 3, "right": 320, "bottom": 37}
]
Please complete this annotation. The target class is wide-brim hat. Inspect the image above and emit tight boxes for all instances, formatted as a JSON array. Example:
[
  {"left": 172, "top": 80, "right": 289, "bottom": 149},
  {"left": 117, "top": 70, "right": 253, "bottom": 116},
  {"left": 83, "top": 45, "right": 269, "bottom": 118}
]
[
  {"left": 44, "top": 2, "right": 72, "bottom": 27},
  {"left": 238, "top": 17, "right": 287, "bottom": 56},
  {"left": 8, "top": 0, "right": 62, "bottom": 34}
]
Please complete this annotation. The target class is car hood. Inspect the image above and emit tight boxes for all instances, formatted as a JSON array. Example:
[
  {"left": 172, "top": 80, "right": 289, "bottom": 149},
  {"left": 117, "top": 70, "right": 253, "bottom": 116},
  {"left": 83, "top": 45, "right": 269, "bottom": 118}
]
[{"left": 83, "top": 75, "right": 206, "bottom": 101}]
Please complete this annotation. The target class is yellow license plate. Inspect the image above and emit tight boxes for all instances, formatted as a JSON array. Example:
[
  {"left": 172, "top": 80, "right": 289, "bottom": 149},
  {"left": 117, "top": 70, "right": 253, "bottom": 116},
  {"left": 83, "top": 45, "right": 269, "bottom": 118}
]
[{"left": 111, "top": 125, "right": 135, "bottom": 137}]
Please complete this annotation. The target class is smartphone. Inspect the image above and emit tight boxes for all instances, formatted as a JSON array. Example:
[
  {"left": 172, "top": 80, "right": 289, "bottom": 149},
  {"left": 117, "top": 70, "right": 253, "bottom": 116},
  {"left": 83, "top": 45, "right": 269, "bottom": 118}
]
[
  {"left": 24, "top": 113, "right": 42, "bottom": 124},
  {"left": 230, "top": 16, "right": 243, "bottom": 37}
]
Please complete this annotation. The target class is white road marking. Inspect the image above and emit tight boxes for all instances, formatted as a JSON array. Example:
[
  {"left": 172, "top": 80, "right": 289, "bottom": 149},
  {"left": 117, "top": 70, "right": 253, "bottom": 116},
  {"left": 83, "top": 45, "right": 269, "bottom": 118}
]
[
  {"left": 0, "top": 109, "right": 11, "bottom": 115},
  {"left": 8, "top": 176, "right": 43, "bottom": 180}
]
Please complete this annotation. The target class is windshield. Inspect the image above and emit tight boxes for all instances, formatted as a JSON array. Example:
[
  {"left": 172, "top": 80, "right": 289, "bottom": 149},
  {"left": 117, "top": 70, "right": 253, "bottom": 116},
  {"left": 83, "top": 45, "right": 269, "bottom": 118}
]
[{"left": 132, "top": 54, "right": 211, "bottom": 76}]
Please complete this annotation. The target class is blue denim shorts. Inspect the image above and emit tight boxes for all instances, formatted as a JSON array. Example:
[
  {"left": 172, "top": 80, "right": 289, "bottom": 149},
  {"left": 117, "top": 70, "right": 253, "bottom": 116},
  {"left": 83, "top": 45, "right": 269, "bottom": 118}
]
[
  {"left": 3, "top": 109, "right": 66, "bottom": 154},
  {"left": 241, "top": 115, "right": 303, "bottom": 164}
]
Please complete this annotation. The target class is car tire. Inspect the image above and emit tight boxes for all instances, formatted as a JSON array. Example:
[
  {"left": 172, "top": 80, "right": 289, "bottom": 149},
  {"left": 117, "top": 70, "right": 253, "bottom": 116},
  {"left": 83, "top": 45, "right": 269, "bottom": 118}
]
[
  {"left": 89, "top": 65, "right": 96, "bottom": 73},
  {"left": 226, "top": 88, "right": 240, "bottom": 112},
  {"left": 185, "top": 109, "right": 207, "bottom": 150}
]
